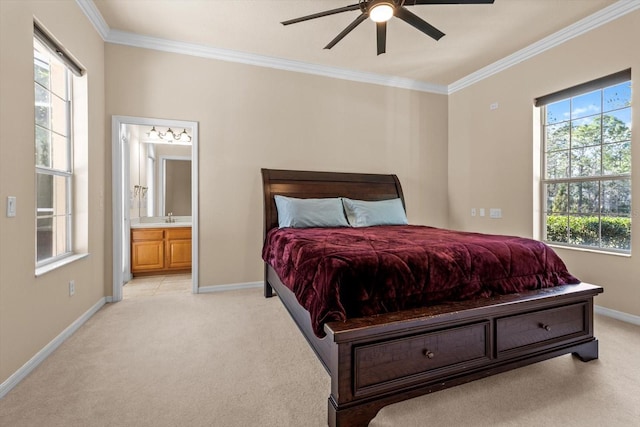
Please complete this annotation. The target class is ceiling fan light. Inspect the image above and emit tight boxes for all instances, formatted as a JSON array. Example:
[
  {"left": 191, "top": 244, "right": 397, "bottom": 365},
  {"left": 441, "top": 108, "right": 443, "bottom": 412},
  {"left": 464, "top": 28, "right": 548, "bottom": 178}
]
[{"left": 369, "top": 2, "right": 394, "bottom": 23}]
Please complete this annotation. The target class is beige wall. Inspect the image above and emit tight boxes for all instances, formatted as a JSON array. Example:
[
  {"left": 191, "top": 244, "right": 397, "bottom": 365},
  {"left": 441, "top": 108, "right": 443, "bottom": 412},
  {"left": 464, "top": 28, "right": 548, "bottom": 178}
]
[
  {"left": 0, "top": 1, "right": 106, "bottom": 383},
  {"left": 448, "top": 11, "right": 640, "bottom": 316},
  {"left": 2, "top": 0, "right": 635, "bottom": 391},
  {"left": 105, "top": 44, "right": 450, "bottom": 288}
]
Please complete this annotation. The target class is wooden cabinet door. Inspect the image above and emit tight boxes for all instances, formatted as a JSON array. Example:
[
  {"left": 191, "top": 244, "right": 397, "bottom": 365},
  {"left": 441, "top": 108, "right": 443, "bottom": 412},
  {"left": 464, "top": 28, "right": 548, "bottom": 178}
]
[
  {"left": 166, "top": 228, "right": 192, "bottom": 270},
  {"left": 132, "top": 240, "right": 165, "bottom": 272},
  {"left": 166, "top": 238, "right": 192, "bottom": 269}
]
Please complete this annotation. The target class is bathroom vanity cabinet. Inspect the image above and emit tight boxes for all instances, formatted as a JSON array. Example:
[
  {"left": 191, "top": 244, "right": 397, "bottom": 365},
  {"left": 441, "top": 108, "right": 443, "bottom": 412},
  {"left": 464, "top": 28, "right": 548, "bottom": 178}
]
[{"left": 131, "top": 227, "right": 192, "bottom": 276}]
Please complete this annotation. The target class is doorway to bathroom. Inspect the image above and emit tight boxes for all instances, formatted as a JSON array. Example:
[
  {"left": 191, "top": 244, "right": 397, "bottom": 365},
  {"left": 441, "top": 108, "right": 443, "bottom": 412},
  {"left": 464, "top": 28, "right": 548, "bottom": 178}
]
[{"left": 111, "top": 116, "right": 199, "bottom": 302}]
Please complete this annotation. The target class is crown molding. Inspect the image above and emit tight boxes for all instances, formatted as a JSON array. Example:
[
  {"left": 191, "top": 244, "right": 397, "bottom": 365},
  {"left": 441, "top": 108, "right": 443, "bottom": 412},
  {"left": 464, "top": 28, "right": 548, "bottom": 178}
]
[
  {"left": 74, "top": 0, "right": 447, "bottom": 94},
  {"left": 75, "top": 0, "right": 110, "bottom": 40},
  {"left": 76, "top": 0, "right": 637, "bottom": 96},
  {"left": 106, "top": 29, "right": 447, "bottom": 94},
  {"left": 448, "top": 0, "right": 640, "bottom": 94}
]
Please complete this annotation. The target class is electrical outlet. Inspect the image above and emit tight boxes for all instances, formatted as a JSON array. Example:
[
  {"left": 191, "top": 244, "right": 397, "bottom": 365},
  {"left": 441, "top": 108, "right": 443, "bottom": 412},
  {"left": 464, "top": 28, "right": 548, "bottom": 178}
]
[{"left": 69, "top": 280, "right": 75, "bottom": 296}]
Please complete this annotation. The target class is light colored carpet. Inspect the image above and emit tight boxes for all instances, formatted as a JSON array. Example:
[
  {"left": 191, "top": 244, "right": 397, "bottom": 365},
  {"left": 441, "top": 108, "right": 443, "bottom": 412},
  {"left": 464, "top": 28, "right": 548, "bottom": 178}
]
[{"left": 0, "top": 288, "right": 639, "bottom": 427}]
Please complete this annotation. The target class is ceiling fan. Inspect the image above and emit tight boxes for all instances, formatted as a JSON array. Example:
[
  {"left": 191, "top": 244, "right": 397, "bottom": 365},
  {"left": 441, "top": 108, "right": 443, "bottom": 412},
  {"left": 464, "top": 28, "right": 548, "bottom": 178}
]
[{"left": 282, "top": 0, "right": 495, "bottom": 55}]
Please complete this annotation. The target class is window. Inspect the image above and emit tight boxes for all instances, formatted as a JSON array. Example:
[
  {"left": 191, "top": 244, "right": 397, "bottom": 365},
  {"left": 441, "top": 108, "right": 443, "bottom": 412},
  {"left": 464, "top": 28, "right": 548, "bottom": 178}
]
[
  {"left": 537, "top": 70, "right": 632, "bottom": 253},
  {"left": 34, "top": 25, "right": 83, "bottom": 266}
]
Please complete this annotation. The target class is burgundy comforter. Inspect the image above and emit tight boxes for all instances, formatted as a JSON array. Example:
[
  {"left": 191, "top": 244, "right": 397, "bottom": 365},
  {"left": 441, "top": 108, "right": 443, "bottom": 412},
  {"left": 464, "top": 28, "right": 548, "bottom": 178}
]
[{"left": 262, "top": 225, "right": 579, "bottom": 337}]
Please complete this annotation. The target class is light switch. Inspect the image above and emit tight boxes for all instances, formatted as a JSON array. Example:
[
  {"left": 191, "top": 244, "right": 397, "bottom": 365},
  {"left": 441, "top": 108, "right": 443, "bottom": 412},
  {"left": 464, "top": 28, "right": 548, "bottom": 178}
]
[
  {"left": 490, "top": 208, "right": 502, "bottom": 219},
  {"left": 471, "top": 208, "right": 476, "bottom": 217},
  {"left": 479, "top": 208, "right": 485, "bottom": 217},
  {"left": 6, "top": 196, "right": 16, "bottom": 217}
]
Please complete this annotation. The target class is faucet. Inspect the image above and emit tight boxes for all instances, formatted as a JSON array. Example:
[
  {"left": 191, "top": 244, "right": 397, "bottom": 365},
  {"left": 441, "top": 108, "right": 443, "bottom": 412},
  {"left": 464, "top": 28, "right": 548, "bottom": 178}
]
[{"left": 166, "top": 212, "right": 175, "bottom": 223}]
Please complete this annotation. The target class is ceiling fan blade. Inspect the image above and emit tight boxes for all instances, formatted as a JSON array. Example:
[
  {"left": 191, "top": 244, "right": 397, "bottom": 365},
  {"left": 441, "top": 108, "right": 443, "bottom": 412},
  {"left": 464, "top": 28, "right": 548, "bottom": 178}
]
[
  {"left": 395, "top": 6, "right": 445, "bottom": 41},
  {"left": 376, "top": 22, "right": 387, "bottom": 55},
  {"left": 325, "top": 13, "right": 368, "bottom": 50},
  {"left": 282, "top": 4, "right": 361, "bottom": 26},
  {"left": 405, "top": 0, "right": 494, "bottom": 4}
]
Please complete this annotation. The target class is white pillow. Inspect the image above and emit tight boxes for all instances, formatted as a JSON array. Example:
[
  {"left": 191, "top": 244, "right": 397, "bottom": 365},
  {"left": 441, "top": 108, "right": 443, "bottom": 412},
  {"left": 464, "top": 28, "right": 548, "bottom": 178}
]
[
  {"left": 342, "top": 198, "right": 408, "bottom": 227},
  {"left": 274, "top": 195, "right": 349, "bottom": 228}
]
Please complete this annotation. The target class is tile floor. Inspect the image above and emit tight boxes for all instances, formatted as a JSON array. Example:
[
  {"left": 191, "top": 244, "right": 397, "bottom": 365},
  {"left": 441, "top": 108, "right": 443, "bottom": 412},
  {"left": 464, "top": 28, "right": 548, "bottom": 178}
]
[{"left": 123, "top": 273, "right": 192, "bottom": 298}]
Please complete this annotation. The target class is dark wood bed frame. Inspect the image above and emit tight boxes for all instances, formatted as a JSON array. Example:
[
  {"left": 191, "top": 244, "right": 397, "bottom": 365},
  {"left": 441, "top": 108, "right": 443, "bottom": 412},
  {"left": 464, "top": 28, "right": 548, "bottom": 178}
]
[{"left": 261, "top": 168, "right": 603, "bottom": 427}]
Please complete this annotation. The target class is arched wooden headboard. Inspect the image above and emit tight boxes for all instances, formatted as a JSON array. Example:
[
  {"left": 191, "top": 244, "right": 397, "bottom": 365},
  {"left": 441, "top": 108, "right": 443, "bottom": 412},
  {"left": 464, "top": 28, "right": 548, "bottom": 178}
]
[{"left": 261, "top": 168, "right": 405, "bottom": 236}]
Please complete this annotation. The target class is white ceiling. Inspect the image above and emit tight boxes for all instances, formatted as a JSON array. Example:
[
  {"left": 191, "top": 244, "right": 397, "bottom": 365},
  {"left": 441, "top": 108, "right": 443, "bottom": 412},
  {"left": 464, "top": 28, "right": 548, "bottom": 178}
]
[{"left": 89, "top": 0, "right": 628, "bottom": 90}]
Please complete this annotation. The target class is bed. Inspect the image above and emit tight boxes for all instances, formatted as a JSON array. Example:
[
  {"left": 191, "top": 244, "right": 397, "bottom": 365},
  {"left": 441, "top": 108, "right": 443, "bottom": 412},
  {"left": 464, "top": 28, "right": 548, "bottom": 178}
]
[{"left": 261, "top": 168, "right": 603, "bottom": 427}]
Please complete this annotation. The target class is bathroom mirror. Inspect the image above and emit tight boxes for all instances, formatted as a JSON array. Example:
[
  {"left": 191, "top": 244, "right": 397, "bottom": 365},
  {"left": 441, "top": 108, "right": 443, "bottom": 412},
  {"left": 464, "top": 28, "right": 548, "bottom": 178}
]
[
  {"left": 158, "top": 155, "right": 191, "bottom": 216},
  {"left": 128, "top": 124, "right": 192, "bottom": 219}
]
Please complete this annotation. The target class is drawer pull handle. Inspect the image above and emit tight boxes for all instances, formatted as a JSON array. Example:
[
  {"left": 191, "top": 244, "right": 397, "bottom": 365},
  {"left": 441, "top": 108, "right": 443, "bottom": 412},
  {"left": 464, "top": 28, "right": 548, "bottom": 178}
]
[
  {"left": 540, "top": 324, "right": 551, "bottom": 331},
  {"left": 423, "top": 350, "right": 435, "bottom": 359}
]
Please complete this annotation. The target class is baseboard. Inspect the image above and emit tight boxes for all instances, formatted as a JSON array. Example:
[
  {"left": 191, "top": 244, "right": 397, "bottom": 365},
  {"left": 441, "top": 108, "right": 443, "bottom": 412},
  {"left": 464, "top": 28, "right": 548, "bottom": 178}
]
[
  {"left": 595, "top": 305, "right": 640, "bottom": 326},
  {"left": 0, "top": 297, "right": 107, "bottom": 399},
  {"left": 197, "top": 281, "right": 263, "bottom": 294}
]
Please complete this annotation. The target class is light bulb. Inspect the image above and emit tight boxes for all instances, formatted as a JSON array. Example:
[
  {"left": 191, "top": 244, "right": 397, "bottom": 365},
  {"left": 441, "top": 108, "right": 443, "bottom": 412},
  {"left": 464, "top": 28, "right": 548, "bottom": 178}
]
[
  {"left": 149, "top": 126, "right": 159, "bottom": 139},
  {"left": 178, "top": 129, "right": 191, "bottom": 142},
  {"left": 369, "top": 2, "right": 394, "bottom": 23}
]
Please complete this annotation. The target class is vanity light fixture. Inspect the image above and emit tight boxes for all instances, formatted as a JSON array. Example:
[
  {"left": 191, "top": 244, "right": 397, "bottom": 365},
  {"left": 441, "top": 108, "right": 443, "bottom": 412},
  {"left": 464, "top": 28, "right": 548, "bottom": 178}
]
[{"left": 146, "top": 126, "right": 192, "bottom": 144}]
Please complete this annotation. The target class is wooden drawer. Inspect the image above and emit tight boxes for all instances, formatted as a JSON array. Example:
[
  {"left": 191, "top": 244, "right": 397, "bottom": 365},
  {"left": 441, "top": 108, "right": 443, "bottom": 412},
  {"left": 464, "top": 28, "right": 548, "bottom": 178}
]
[
  {"left": 132, "top": 229, "right": 164, "bottom": 241},
  {"left": 353, "top": 322, "right": 490, "bottom": 395},
  {"left": 165, "top": 227, "right": 191, "bottom": 240},
  {"left": 496, "top": 303, "right": 587, "bottom": 354}
]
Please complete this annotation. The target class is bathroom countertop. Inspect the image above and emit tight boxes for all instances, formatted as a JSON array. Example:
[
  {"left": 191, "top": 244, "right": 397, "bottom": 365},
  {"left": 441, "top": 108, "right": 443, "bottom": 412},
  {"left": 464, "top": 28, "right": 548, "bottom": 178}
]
[
  {"left": 130, "top": 216, "right": 192, "bottom": 229},
  {"left": 130, "top": 222, "right": 191, "bottom": 229}
]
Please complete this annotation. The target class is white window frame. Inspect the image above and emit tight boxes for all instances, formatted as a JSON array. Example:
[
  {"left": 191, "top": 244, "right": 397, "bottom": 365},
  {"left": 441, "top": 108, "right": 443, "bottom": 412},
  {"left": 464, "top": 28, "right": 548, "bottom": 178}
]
[
  {"left": 537, "top": 70, "right": 632, "bottom": 254},
  {"left": 34, "top": 27, "right": 81, "bottom": 269}
]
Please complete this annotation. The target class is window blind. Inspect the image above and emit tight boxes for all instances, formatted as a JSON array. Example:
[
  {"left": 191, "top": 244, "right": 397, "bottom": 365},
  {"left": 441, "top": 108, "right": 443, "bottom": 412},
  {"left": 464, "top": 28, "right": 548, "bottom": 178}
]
[
  {"left": 34, "top": 23, "right": 84, "bottom": 76},
  {"left": 534, "top": 69, "right": 631, "bottom": 107}
]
